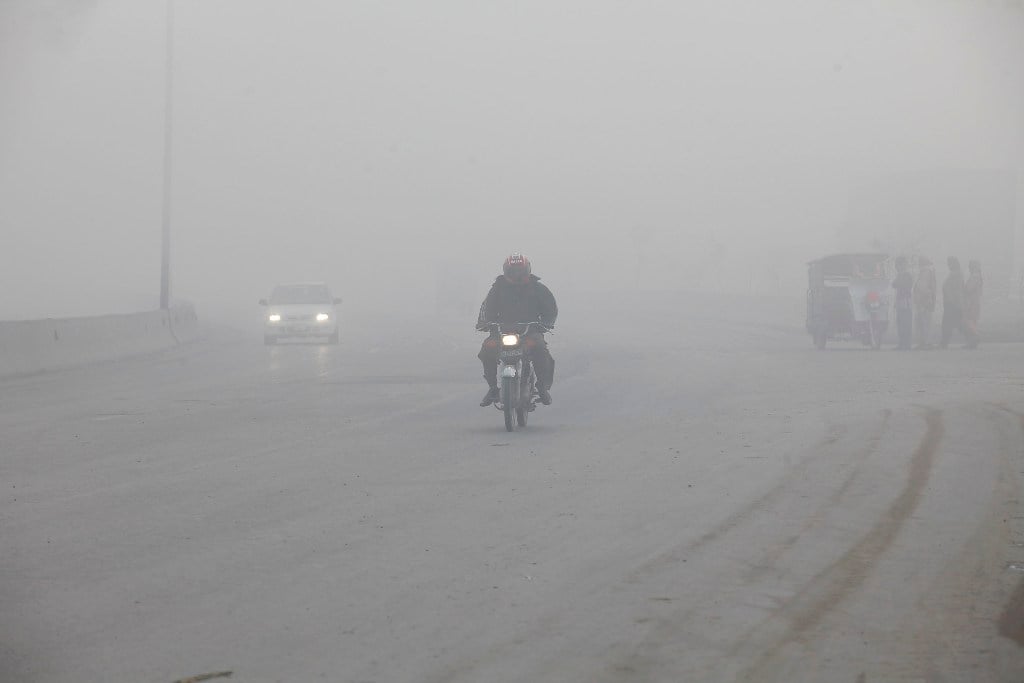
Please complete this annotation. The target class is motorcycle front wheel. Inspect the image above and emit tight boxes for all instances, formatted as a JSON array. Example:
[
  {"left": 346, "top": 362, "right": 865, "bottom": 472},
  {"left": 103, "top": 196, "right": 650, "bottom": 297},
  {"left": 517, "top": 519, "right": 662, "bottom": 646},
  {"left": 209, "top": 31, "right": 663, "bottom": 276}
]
[
  {"left": 502, "top": 376, "right": 516, "bottom": 432},
  {"left": 516, "top": 369, "right": 533, "bottom": 427}
]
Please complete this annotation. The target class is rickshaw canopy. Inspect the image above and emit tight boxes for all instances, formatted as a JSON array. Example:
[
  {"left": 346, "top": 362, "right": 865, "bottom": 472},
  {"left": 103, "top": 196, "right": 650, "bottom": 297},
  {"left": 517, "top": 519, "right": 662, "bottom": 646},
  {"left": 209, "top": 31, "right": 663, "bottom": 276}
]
[{"left": 808, "top": 253, "right": 890, "bottom": 280}]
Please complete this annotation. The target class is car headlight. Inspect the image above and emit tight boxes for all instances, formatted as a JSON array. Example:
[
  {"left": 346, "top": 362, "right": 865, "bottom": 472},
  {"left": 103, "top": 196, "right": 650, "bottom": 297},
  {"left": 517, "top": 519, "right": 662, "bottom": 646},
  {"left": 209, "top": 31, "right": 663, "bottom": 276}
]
[
  {"left": 316, "top": 313, "right": 330, "bottom": 322},
  {"left": 501, "top": 334, "right": 519, "bottom": 346},
  {"left": 268, "top": 314, "right": 281, "bottom": 322}
]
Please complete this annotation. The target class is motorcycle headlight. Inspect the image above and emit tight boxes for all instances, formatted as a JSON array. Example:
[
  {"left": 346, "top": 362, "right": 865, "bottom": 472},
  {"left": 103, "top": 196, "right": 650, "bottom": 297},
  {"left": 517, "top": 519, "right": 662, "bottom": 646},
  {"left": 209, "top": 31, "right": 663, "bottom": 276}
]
[
  {"left": 501, "top": 334, "right": 519, "bottom": 347},
  {"left": 316, "top": 313, "right": 330, "bottom": 322},
  {"left": 268, "top": 314, "right": 281, "bottom": 322}
]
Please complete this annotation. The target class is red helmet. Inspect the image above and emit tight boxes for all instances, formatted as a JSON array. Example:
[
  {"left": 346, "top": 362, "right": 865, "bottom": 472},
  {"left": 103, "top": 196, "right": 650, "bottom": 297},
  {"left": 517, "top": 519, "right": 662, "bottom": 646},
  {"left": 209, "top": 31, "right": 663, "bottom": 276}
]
[{"left": 503, "top": 253, "right": 532, "bottom": 284}]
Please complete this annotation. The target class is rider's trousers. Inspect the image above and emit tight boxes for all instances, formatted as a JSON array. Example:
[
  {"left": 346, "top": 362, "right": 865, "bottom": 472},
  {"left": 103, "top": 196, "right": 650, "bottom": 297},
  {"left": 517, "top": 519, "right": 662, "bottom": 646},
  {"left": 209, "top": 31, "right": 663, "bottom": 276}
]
[{"left": 479, "top": 333, "right": 554, "bottom": 390}]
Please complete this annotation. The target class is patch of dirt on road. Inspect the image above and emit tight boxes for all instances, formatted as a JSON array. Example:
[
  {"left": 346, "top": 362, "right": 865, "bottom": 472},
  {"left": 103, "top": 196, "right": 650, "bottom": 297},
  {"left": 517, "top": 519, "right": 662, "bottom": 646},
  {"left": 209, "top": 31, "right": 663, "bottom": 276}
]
[
  {"left": 989, "top": 406, "right": 1024, "bottom": 649},
  {"left": 998, "top": 578, "right": 1024, "bottom": 647}
]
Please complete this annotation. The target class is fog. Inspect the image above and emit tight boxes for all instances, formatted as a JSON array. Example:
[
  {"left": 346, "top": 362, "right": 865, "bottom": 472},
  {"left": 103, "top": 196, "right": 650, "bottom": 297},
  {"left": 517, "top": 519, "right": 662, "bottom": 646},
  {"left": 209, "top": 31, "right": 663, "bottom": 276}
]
[
  {"left": 2, "top": 0, "right": 1023, "bottom": 321},
  {"left": 8, "top": 5, "right": 1024, "bottom": 680}
]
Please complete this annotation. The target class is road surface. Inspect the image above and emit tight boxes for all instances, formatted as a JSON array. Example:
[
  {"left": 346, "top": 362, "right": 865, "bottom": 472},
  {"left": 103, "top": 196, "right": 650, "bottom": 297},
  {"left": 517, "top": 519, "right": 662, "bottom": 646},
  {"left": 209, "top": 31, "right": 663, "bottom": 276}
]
[{"left": 4, "top": 295, "right": 1024, "bottom": 682}]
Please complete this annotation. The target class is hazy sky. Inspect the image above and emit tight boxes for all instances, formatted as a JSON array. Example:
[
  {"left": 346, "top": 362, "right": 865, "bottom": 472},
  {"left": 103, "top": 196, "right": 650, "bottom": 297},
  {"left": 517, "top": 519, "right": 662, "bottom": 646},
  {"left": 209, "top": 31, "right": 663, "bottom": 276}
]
[{"left": 2, "top": 0, "right": 1022, "bottom": 319}]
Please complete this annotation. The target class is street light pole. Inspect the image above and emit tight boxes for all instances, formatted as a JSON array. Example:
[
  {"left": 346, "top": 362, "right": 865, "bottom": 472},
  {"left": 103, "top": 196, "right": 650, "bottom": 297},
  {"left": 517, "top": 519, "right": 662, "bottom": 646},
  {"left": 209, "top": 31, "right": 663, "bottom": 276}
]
[{"left": 160, "top": 0, "right": 174, "bottom": 310}]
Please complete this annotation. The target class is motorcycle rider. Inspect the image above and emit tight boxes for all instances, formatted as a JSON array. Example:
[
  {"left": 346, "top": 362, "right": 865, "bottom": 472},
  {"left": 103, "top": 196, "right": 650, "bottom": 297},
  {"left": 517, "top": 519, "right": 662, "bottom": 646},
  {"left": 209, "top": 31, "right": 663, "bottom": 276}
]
[{"left": 477, "top": 253, "right": 558, "bottom": 407}]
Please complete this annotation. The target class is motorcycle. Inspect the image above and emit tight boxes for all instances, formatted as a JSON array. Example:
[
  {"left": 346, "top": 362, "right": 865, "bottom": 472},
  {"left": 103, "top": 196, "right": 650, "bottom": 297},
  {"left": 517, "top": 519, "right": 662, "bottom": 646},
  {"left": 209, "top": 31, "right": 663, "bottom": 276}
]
[{"left": 482, "top": 321, "right": 550, "bottom": 432}]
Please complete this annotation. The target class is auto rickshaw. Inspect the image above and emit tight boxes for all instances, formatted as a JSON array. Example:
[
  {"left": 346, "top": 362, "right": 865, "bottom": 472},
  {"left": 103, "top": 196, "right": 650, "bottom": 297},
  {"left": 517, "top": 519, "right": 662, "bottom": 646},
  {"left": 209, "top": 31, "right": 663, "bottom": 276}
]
[{"left": 806, "top": 253, "right": 891, "bottom": 350}]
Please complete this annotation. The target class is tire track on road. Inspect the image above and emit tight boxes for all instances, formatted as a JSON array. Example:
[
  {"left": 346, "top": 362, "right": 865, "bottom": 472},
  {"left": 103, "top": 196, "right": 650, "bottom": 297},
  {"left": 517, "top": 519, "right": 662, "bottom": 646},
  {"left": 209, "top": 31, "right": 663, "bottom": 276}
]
[
  {"left": 629, "top": 421, "right": 852, "bottom": 580},
  {"left": 581, "top": 414, "right": 889, "bottom": 683},
  {"left": 421, "top": 416, "right": 873, "bottom": 683},
  {"left": 622, "top": 414, "right": 878, "bottom": 587},
  {"left": 735, "top": 409, "right": 944, "bottom": 682},
  {"left": 895, "top": 404, "right": 1024, "bottom": 682},
  {"left": 741, "top": 409, "right": 892, "bottom": 583}
]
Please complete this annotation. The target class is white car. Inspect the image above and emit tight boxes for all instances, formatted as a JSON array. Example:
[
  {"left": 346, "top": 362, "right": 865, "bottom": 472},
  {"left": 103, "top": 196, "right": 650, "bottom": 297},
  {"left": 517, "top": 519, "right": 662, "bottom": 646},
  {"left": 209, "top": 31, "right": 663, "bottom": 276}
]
[{"left": 260, "top": 283, "right": 341, "bottom": 345}]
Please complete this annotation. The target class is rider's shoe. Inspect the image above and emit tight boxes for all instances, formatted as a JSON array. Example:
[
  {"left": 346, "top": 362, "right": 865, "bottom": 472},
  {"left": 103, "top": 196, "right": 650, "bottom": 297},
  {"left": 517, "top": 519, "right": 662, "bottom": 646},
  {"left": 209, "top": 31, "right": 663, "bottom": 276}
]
[
  {"left": 480, "top": 387, "right": 500, "bottom": 407},
  {"left": 537, "top": 385, "right": 552, "bottom": 405}
]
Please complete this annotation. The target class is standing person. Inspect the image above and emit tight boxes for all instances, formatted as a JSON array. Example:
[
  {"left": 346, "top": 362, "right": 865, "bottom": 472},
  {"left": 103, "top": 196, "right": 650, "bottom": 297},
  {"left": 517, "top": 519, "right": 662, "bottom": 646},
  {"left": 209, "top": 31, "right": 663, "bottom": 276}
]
[
  {"left": 940, "top": 256, "right": 966, "bottom": 349},
  {"left": 913, "top": 256, "right": 937, "bottom": 349},
  {"left": 476, "top": 253, "right": 558, "bottom": 406},
  {"left": 891, "top": 256, "right": 914, "bottom": 350},
  {"left": 963, "top": 260, "right": 983, "bottom": 349}
]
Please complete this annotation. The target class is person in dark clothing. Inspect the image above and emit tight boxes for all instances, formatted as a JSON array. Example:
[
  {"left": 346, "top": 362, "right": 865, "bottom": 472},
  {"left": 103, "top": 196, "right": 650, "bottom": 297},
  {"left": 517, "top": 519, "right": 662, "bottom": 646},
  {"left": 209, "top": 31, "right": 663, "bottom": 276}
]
[
  {"left": 940, "top": 256, "right": 966, "bottom": 349},
  {"left": 963, "top": 259, "right": 983, "bottom": 349},
  {"left": 892, "top": 256, "right": 914, "bottom": 350},
  {"left": 912, "top": 256, "right": 937, "bottom": 349},
  {"left": 477, "top": 253, "right": 558, "bottom": 407}
]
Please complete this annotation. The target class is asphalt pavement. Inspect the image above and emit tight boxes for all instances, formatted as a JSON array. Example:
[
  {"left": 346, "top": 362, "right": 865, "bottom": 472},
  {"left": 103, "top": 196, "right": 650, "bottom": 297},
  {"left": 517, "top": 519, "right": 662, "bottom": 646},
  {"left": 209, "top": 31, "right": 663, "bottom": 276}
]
[{"left": 4, "top": 295, "right": 1024, "bottom": 682}]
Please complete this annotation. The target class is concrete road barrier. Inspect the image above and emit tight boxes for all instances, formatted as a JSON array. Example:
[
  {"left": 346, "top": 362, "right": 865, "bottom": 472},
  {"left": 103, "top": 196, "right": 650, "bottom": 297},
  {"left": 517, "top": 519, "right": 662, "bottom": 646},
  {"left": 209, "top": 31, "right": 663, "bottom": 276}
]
[{"left": 0, "top": 304, "right": 199, "bottom": 378}]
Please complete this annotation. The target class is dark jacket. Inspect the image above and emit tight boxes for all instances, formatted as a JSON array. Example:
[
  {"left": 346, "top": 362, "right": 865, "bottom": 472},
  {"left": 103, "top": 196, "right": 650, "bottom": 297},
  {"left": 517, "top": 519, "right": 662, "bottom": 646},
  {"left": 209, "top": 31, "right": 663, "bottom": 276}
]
[
  {"left": 913, "top": 265, "right": 937, "bottom": 312},
  {"left": 477, "top": 275, "right": 558, "bottom": 329},
  {"left": 943, "top": 270, "right": 965, "bottom": 311},
  {"left": 892, "top": 271, "right": 914, "bottom": 310},
  {"left": 964, "top": 272, "right": 983, "bottom": 322}
]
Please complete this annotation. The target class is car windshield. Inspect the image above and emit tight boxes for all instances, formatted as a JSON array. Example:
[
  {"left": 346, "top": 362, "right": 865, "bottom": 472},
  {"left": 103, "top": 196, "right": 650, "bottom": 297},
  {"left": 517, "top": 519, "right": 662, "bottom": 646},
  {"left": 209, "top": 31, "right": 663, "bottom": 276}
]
[{"left": 269, "top": 285, "right": 332, "bottom": 305}]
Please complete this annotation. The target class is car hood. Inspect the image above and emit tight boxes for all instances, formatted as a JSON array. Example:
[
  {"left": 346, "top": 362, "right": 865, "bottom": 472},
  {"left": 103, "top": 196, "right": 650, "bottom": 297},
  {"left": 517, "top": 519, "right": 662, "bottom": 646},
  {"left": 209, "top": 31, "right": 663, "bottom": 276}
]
[{"left": 268, "top": 304, "right": 335, "bottom": 316}]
